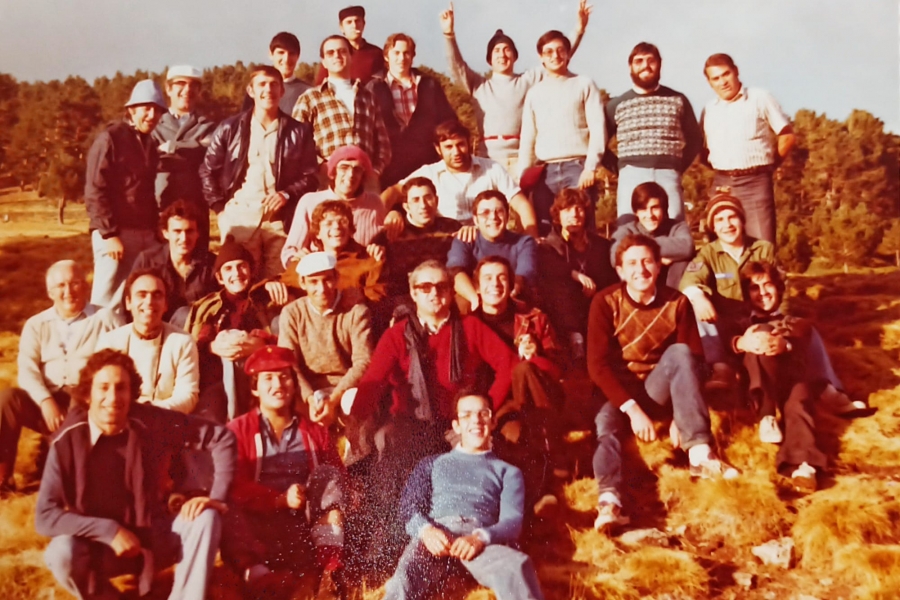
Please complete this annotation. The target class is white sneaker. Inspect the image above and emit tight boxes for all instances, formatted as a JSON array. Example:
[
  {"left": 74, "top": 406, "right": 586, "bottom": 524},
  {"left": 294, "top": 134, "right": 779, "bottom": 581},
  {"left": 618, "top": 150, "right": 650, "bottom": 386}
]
[
  {"left": 790, "top": 462, "right": 817, "bottom": 492},
  {"left": 758, "top": 415, "right": 783, "bottom": 444}
]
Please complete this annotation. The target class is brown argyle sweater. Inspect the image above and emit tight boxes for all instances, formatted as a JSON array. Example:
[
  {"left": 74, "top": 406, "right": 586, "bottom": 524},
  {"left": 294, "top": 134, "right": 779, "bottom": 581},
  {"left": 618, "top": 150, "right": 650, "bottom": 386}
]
[{"left": 587, "top": 283, "right": 703, "bottom": 407}]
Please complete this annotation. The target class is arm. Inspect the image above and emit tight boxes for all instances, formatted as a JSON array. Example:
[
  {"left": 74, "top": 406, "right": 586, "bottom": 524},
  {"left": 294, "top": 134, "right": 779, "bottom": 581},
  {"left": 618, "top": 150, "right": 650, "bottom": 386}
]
[
  {"left": 517, "top": 94, "right": 537, "bottom": 176},
  {"left": 371, "top": 100, "right": 392, "bottom": 176},
  {"left": 678, "top": 247, "right": 714, "bottom": 296},
  {"left": 680, "top": 95, "right": 703, "bottom": 171},
  {"left": 474, "top": 320, "right": 515, "bottom": 410},
  {"left": 656, "top": 220, "right": 696, "bottom": 262},
  {"left": 17, "top": 317, "right": 53, "bottom": 405},
  {"left": 761, "top": 91, "right": 794, "bottom": 165},
  {"left": 514, "top": 235, "right": 539, "bottom": 287},
  {"left": 585, "top": 292, "right": 635, "bottom": 408},
  {"left": 567, "top": 0, "right": 592, "bottom": 57},
  {"left": 453, "top": 271, "right": 479, "bottom": 309},
  {"left": 776, "top": 126, "right": 796, "bottom": 165},
  {"left": 401, "top": 457, "right": 436, "bottom": 538},
  {"left": 331, "top": 305, "right": 374, "bottom": 399},
  {"left": 583, "top": 80, "right": 607, "bottom": 173},
  {"left": 154, "top": 336, "right": 200, "bottom": 414},
  {"left": 509, "top": 193, "right": 537, "bottom": 237},
  {"left": 482, "top": 464, "right": 525, "bottom": 544},
  {"left": 84, "top": 132, "right": 118, "bottom": 238},
  {"left": 199, "top": 123, "right": 229, "bottom": 214},
  {"left": 279, "top": 122, "right": 320, "bottom": 211},
  {"left": 441, "top": 7, "right": 485, "bottom": 95},
  {"left": 291, "top": 90, "right": 312, "bottom": 123},
  {"left": 281, "top": 195, "right": 312, "bottom": 267},
  {"left": 351, "top": 330, "right": 404, "bottom": 419}
]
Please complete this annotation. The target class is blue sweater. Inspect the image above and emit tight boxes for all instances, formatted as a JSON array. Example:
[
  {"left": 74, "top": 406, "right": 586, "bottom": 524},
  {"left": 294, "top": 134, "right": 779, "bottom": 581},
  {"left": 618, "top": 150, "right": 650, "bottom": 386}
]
[
  {"left": 400, "top": 449, "right": 524, "bottom": 545},
  {"left": 446, "top": 230, "right": 538, "bottom": 286}
]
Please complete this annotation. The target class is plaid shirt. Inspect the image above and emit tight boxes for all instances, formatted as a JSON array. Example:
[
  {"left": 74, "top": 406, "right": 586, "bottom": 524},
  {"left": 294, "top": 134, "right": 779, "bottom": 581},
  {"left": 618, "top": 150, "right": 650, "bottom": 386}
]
[
  {"left": 292, "top": 79, "right": 392, "bottom": 174},
  {"left": 386, "top": 72, "right": 420, "bottom": 129}
]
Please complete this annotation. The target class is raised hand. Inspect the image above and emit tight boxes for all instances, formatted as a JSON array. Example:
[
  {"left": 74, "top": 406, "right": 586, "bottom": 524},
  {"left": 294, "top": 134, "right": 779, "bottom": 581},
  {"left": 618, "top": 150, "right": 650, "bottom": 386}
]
[
  {"left": 440, "top": 2, "right": 455, "bottom": 36},
  {"left": 576, "top": 0, "right": 593, "bottom": 33}
]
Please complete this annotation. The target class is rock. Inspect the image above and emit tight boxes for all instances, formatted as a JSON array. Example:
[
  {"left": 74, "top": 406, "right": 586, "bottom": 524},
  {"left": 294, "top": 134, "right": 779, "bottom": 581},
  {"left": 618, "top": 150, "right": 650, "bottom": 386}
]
[
  {"left": 751, "top": 537, "right": 794, "bottom": 569},
  {"left": 732, "top": 571, "right": 755, "bottom": 590},
  {"left": 764, "top": 592, "right": 777, "bottom": 600},
  {"left": 619, "top": 527, "right": 670, "bottom": 547},
  {"left": 819, "top": 578, "right": 833, "bottom": 586}
]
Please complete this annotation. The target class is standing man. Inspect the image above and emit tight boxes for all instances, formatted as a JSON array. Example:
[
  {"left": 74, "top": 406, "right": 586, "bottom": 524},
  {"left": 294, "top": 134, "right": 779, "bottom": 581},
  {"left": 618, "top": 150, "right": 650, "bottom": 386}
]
[
  {"left": 153, "top": 65, "right": 217, "bottom": 251},
  {"left": 701, "top": 53, "right": 795, "bottom": 244},
  {"left": 85, "top": 79, "right": 166, "bottom": 307},
  {"left": 315, "top": 6, "right": 385, "bottom": 85},
  {"left": 201, "top": 65, "right": 319, "bottom": 279},
  {"left": 606, "top": 42, "right": 702, "bottom": 225},
  {"left": 242, "top": 33, "right": 312, "bottom": 114},
  {"left": 518, "top": 30, "right": 606, "bottom": 235}
]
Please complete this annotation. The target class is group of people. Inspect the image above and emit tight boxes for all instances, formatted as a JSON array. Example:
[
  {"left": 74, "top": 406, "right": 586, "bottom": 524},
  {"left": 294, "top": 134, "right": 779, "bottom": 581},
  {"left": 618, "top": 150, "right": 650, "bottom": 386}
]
[{"left": 0, "top": 3, "right": 869, "bottom": 600}]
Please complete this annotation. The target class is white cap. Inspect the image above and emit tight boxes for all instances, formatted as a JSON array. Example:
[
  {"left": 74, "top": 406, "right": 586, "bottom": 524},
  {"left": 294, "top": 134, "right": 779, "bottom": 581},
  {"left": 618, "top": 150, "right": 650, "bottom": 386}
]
[
  {"left": 296, "top": 252, "right": 337, "bottom": 277},
  {"left": 166, "top": 65, "right": 202, "bottom": 81},
  {"left": 124, "top": 80, "right": 166, "bottom": 108}
]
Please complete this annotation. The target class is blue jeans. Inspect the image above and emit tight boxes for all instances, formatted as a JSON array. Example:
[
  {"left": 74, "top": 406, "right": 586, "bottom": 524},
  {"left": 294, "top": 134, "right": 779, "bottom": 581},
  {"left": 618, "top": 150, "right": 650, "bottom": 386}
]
[
  {"left": 697, "top": 319, "right": 727, "bottom": 364},
  {"left": 90, "top": 228, "right": 158, "bottom": 308},
  {"left": 593, "top": 344, "right": 712, "bottom": 496},
  {"left": 531, "top": 158, "right": 595, "bottom": 236},
  {"left": 616, "top": 165, "right": 685, "bottom": 225}
]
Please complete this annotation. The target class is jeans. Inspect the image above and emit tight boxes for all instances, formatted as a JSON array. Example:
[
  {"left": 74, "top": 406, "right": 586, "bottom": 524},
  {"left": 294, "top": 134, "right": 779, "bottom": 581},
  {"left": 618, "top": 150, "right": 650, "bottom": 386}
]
[
  {"left": 712, "top": 170, "right": 775, "bottom": 244},
  {"left": 592, "top": 344, "right": 712, "bottom": 496},
  {"left": 531, "top": 158, "right": 595, "bottom": 236},
  {"left": 616, "top": 165, "right": 685, "bottom": 225},
  {"left": 90, "top": 228, "right": 158, "bottom": 308},
  {"left": 697, "top": 319, "right": 727, "bottom": 364}
]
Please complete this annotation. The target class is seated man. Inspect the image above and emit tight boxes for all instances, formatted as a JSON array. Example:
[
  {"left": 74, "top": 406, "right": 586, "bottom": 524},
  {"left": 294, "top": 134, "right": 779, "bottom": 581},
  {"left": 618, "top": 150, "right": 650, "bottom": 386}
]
[
  {"left": 588, "top": 233, "right": 739, "bottom": 531},
  {"left": 0, "top": 261, "right": 119, "bottom": 492},
  {"left": 279, "top": 252, "right": 373, "bottom": 427},
  {"left": 222, "top": 346, "right": 345, "bottom": 598},
  {"left": 539, "top": 188, "right": 618, "bottom": 357},
  {"left": 731, "top": 262, "right": 827, "bottom": 491},
  {"left": 37, "top": 349, "right": 235, "bottom": 600},
  {"left": 611, "top": 181, "right": 694, "bottom": 289},
  {"left": 383, "top": 393, "right": 545, "bottom": 600},
  {"left": 97, "top": 269, "right": 200, "bottom": 414},
  {"left": 131, "top": 200, "right": 217, "bottom": 326},
  {"left": 446, "top": 190, "right": 537, "bottom": 311}
]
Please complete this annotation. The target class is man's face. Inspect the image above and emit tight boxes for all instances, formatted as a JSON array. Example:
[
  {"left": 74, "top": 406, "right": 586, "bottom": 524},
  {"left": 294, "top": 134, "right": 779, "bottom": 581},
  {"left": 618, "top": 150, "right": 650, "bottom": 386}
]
[
  {"left": 452, "top": 395, "right": 492, "bottom": 452},
  {"left": 125, "top": 275, "right": 166, "bottom": 331},
  {"left": 630, "top": 52, "right": 661, "bottom": 91},
  {"left": 474, "top": 198, "right": 507, "bottom": 241},
  {"left": 128, "top": 103, "right": 162, "bottom": 134},
  {"left": 247, "top": 73, "right": 284, "bottom": 112},
  {"left": 340, "top": 16, "right": 365, "bottom": 43},
  {"left": 403, "top": 185, "right": 438, "bottom": 228},
  {"left": 316, "top": 210, "right": 352, "bottom": 253},
  {"left": 166, "top": 78, "right": 200, "bottom": 114},
  {"left": 300, "top": 272, "right": 338, "bottom": 307},
  {"left": 216, "top": 260, "right": 252, "bottom": 295},
  {"left": 88, "top": 365, "right": 133, "bottom": 436},
  {"left": 490, "top": 42, "right": 516, "bottom": 75},
  {"left": 559, "top": 204, "right": 586, "bottom": 233},
  {"left": 540, "top": 39, "right": 569, "bottom": 75},
  {"left": 705, "top": 64, "right": 742, "bottom": 102},
  {"left": 322, "top": 38, "right": 351, "bottom": 77},
  {"left": 270, "top": 47, "right": 300, "bottom": 80},
  {"left": 410, "top": 267, "right": 452, "bottom": 319},
  {"left": 713, "top": 208, "right": 744, "bottom": 245},
  {"left": 436, "top": 135, "right": 472, "bottom": 172},
  {"left": 253, "top": 368, "right": 295, "bottom": 412},
  {"left": 747, "top": 273, "right": 781, "bottom": 314},
  {"left": 387, "top": 40, "right": 414, "bottom": 77},
  {"left": 332, "top": 159, "right": 365, "bottom": 198},
  {"left": 47, "top": 264, "right": 88, "bottom": 318},
  {"left": 477, "top": 262, "right": 510, "bottom": 311},
  {"left": 616, "top": 244, "right": 660, "bottom": 296},
  {"left": 636, "top": 197, "right": 665, "bottom": 233},
  {"left": 162, "top": 216, "right": 199, "bottom": 259}
]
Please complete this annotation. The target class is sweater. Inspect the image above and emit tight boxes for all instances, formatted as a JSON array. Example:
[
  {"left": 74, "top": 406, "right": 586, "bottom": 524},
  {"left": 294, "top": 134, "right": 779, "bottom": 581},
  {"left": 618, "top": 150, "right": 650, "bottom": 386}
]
[
  {"left": 446, "top": 230, "right": 538, "bottom": 287},
  {"left": 586, "top": 283, "right": 703, "bottom": 408},
  {"left": 400, "top": 449, "right": 524, "bottom": 544}
]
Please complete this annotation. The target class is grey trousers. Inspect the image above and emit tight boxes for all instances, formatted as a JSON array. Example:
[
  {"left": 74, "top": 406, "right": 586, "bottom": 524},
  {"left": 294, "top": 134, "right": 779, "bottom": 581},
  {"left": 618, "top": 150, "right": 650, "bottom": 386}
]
[
  {"left": 44, "top": 508, "right": 222, "bottom": 600},
  {"left": 712, "top": 170, "right": 775, "bottom": 244}
]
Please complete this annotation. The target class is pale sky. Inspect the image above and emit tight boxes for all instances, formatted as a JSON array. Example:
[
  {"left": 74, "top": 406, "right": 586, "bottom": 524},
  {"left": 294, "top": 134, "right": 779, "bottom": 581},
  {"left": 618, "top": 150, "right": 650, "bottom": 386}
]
[{"left": 1, "top": 0, "right": 898, "bottom": 132}]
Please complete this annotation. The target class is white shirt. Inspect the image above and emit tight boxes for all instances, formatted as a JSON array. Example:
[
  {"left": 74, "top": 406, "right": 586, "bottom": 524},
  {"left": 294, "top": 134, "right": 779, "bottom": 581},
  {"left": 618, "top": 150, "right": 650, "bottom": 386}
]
[
  {"left": 329, "top": 78, "right": 357, "bottom": 116},
  {"left": 229, "top": 115, "right": 279, "bottom": 212}
]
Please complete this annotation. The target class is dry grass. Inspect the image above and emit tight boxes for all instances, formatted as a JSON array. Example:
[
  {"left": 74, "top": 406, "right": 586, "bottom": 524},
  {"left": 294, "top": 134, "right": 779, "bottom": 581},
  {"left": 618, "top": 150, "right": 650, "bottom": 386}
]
[{"left": 2, "top": 189, "right": 900, "bottom": 599}]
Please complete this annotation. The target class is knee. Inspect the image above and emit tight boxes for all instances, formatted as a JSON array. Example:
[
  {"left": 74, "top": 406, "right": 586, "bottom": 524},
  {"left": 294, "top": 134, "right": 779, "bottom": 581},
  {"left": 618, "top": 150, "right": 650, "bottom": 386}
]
[
  {"left": 665, "top": 343, "right": 693, "bottom": 361},
  {"left": 44, "top": 535, "right": 78, "bottom": 577},
  {"left": 594, "top": 408, "right": 622, "bottom": 441}
]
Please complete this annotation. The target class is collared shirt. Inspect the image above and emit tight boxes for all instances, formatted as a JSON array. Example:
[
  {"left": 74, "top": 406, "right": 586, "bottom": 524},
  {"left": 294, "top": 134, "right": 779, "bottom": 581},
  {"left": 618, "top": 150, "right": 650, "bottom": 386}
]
[
  {"left": 701, "top": 86, "right": 791, "bottom": 170},
  {"left": 88, "top": 418, "right": 104, "bottom": 448},
  {"left": 387, "top": 72, "right": 421, "bottom": 128},
  {"left": 230, "top": 115, "right": 278, "bottom": 208},
  {"left": 402, "top": 157, "right": 521, "bottom": 222},
  {"left": 419, "top": 315, "right": 450, "bottom": 335},
  {"left": 258, "top": 413, "right": 309, "bottom": 493},
  {"left": 308, "top": 291, "right": 342, "bottom": 317}
]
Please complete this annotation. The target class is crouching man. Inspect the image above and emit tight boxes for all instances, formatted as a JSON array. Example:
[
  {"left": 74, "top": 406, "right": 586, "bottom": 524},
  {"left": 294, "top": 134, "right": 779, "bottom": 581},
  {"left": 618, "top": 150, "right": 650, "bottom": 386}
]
[
  {"left": 36, "top": 349, "right": 235, "bottom": 600},
  {"left": 383, "top": 393, "right": 545, "bottom": 600}
]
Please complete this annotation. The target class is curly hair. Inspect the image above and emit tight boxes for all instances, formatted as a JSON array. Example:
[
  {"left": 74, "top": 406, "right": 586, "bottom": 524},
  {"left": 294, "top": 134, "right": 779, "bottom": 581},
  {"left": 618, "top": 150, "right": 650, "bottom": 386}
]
[
  {"left": 550, "top": 187, "right": 592, "bottom": 226},
  {"left": 72, "top": 349, "right": 143, "bottom": 407},
  {"left": 308, "top": 200, "right": 356, "bottom": 249}
]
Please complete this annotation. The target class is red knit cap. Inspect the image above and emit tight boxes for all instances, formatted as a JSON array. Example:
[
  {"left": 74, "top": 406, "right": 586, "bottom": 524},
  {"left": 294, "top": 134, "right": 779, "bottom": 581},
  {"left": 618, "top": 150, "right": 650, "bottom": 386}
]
[
  {"left": 706, "top": 188, "right": 745, "bottom": 231},
  {"left": 243, "top": 345, "right": 296, "bottom": 375},
  {"left": 326, "top": 145, "right": 372, "bottom": 178}
]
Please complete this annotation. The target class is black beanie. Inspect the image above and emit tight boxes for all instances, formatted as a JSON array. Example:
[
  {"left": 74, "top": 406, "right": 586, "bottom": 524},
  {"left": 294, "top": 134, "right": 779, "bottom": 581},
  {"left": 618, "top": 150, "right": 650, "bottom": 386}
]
[
  {"left": 339, "top": 6, "right": 365, "bottom": 21},
  {"left": 214, "top": 236, "right": 254, "bottom": 273},
  {"left": 486, "top": 29, "right": 518, "bottom": 65}
]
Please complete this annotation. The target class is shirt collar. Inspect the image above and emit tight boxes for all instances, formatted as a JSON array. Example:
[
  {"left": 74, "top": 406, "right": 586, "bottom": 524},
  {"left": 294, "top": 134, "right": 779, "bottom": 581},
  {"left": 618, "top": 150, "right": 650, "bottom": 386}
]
[
  {"left": 419, "top": 315, "right": 449, "bottom": 335},
  {"left": 454, "top": 444, "right": 492, "bottom": 455},
  {"left": 51, "top": 304, "right": 94, "bottom": 323},
  {"left": 308, "top": 291, "right": 342, "bottom": 316},
  {"left": 387, "top": 71, "right": 420, "bottom": 88},
  {"left": 259, "top": 412, "right": 299, "bottom": 441},
  {"left": 715, "top": 85, "right": 747, "bottom": 104},
  {"left": 250, "top": 114, "right": 279, "bottom": 134}
]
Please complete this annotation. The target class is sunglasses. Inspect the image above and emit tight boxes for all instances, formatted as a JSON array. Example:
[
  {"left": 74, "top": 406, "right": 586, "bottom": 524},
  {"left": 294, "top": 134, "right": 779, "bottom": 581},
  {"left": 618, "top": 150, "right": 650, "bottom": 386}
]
[{"left": 413, "top": 281, "right": 452, "bottom": 295}]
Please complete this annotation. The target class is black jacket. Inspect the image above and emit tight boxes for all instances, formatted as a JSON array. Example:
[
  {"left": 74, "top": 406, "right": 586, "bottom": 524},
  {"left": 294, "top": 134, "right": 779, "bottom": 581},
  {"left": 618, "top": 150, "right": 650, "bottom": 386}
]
[
  {"left": 131, "top": 243, "right": 218, "bottom": 320},
  {"left": 152, "top": 111, "right": 218, "bottom": 208},
  {"left": 199, "top": 110, "right": 318, "bottom": 228}
]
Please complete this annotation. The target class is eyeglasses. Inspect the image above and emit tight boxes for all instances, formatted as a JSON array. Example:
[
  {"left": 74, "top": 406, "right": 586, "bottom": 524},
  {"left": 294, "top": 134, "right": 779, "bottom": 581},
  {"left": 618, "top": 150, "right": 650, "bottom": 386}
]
[
  {"left": 324, "top": 48, "right": 350, "bottom": 57},
  {"left": 413, "top": 281, "right": 452, "bottom": 295},
  {"left": 457, "top": 409, "right": 492, "bottom": 421},
  {"left": 476, "top": 209, "right": 506, "bottom": 219},
  {"left": 321, "top": 217, "right": 350, "bottom": 228},
  {"left": 336, "top": 163, "right": 364, "bottom": 174}
]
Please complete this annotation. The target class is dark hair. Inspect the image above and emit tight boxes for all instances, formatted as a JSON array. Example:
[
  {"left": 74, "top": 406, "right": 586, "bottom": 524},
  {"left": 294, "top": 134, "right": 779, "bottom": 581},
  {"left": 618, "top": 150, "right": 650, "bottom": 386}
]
[
  {"left": 472, "top": 190, "right": 508, "bottom": 216},
  {"left": 631, "top": 181, "right": 669, "bottom": 215},
  {"left": 158, "top": 199, "right": 202, "bottom": 232},
  {"left": 433, "top": 120, "right": 470, "bottom": 146},
  {"left": 704, "top": 53, "right": 738, "bottom": 77},
  {"left": 452, "top": 390, "right": 490, "bottom": 419},
  {"left": 384, "top": 33, "right": 416, "bottom": 57},
  {"left": 320, "top": 34, "right": 354, "bottom": 59},
  {"left": 629, "top": 42, "right": 661, "bottom": 65},
  {"left": 402, "top": 176, "right": 437, "bottom": 198},
  {"left": 73, "top": 349, "right": 143, "bottom": 407},
  {"left": 310, "top": 200, "right": 356, "bottom": 242},
  {"left": 247, "top": 65, "right": 285, "bottom": 88},
  {"left": 536, "top": 30, "right": 570, "bottom": 55},
  {"left": 473, "top": 255, "right": 512, "bottom": 286},
  {"left": 739, "top": 261, "right": 784, "bottom": 301},
  {"left": 614, "top": 233, "right": 661, "bottom": 267},
  {"left": 249, "top": 369, "right": 300, "bottom": 404},
  {"left": 124, "top": 267, "right": 167, "bottom": 299},
  {"left": 550, "top": 187, "right": 592, "bottom": 226},
  {"left": 269, "top": 32, "right": 301, "bottom": 55}
]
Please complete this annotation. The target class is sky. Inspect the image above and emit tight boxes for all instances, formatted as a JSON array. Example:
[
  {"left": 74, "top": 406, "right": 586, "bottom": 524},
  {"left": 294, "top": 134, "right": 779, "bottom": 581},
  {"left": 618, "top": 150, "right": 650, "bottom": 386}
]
[{"left": 1, "top": 0, "right": 898, "bottom": 132}]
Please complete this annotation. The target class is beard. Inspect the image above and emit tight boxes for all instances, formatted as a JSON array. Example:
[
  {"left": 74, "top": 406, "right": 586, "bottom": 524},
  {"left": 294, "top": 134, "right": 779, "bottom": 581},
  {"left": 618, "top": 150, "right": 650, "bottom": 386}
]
[{"left": 630, "top": 69, "right": 660, "bottom": 91}]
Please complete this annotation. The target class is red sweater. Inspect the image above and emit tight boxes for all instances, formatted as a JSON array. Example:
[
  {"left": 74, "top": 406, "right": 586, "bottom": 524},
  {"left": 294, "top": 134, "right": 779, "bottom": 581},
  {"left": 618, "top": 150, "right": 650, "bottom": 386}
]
[{"left": 353, "top": 315, "right": 516, "bottom": 419}]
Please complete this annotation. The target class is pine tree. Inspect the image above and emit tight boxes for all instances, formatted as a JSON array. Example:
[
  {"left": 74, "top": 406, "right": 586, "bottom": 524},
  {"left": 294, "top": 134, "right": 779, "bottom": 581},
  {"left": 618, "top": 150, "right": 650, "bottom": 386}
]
[
  {"left": 877, "top": 219, "right": 900, "bottom": 267},
  {"left": 814, "top": 201, "right": 884, "bottom": 272},
  {"left": 0, "top": 73, "right": 19, "bottom": 175}
]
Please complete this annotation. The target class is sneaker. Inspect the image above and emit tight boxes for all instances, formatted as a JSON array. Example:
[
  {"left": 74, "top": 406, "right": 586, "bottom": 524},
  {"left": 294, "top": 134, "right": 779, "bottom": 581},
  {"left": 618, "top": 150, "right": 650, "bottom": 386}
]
[
  {"left": 705, "top": 363, "right": 735, "bottom": 391},
  {"left": 534, "top": 494, "right": 559, "bottom": 517},
  {"left": 758, "top": 415, "right": 783, "bottom": 444},
  {"left": 790, "top": 462, "right": 817, "bottom": 493},
  {"left": 594, "top": 498, "right": 630, "bottom": 532},
  {"left": 689, "top": 456, "right": 741, "bottom": 480}
]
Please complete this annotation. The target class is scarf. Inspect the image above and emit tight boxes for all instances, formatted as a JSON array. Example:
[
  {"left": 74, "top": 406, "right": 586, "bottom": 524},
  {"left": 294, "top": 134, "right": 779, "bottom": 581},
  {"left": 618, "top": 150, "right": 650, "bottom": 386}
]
[{"left": 402, "top": 306, "right": 465, "bottom": 422}]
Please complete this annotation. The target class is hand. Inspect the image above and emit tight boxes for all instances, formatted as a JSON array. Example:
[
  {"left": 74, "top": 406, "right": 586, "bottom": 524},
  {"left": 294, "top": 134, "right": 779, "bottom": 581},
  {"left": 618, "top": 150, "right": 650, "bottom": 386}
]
[
  {"left": 439, "top": 2, "right": 455, "bottom": 36},
  {"left": 158, "top": 140, "right": 176, "bottom": 154},
  {"left": 661, "top": 257, "right": 673, "bottom": 266},
  {"left": 366, "top": 244, "right": 386, "bottom": 263},
  {"left": 261, "top": 192, "right": 287, "bottom": 216},
  {"left": 420, "top": 525, "right": 451, "bottom": 557},
  {"left": 264, "top": 281, "right": 289, "bottom": 306},
  {"left": 103, "top": 236, "right": 124, "bottom": 260},
  {"left": 573, "top": 271, "right": 596, "bottom": 297},
  {"left": 577, "top": 168, "right": 597, "bottom": 189},
  {"left": 285, "top": 483, "right": 306, "bottom": 510},
  {"left": 669, "top": 420, "right": 681, "bottom": 449},
  {"left": 449, "top": 533, "right": 485, "bottom": 561},
  {"left": 626, "top": 404, "right": 656, "bottom": 442},
  {"left": 455, "top": 226, "right": 478, "bottom": 244},
  {"left": 309, "top": 393, "right": 339, "bottom": 426},
  {"left": 691, "top": 295, "right": 717, "bottom": 322},
  {"left": 40, "top": 398, "right": 65, "bottom": 433},
  {"left": 737, "top": 326, "right": 777, "bottom": 355},
  {"left": 576, "top": 0, "right": 593, "bottom": 33},
  {"left": 110, "top": 526, "right": 142, "bottom": 557},
  {"left": 466, "top": 294, "right": 480, "bottom": 313},
  {"left": 238, "top": 334, "right": 266, "bottom": 359},
  {"left": 511, "top": 277, "right": 524, "bottom": 299},
  {"left": 764, "top": 334, "right": 790, "bottom": 356},
  {"left": 383, "top": 211, "right": 405, "bottom": 241},
  {"left": 210, "top": 329, "right": 243, "bottom": 360},
  {"left": 179, "top": 496, "right": 228, "bottom": 521}
]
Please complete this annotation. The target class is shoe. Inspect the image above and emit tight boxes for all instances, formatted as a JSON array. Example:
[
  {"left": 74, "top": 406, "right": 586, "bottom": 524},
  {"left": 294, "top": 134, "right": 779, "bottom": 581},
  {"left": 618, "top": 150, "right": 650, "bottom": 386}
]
[
  {"left": 690, "top": 455, "right": 741, "bottom": 480},
  {"left": 594, "top": 497, "right": 630, "bottom": 532},
  {"left": 533, "top": 494, "right": 559, "bottom": 517},
  {"left": 758, "top": 415, "right": 783, "bottom": 444},
  {"left": 705, "top": 363, "right": 735, "bottom": 391},
  {"left": 790, "top": 462, "right": 817, "bottom": 493}
]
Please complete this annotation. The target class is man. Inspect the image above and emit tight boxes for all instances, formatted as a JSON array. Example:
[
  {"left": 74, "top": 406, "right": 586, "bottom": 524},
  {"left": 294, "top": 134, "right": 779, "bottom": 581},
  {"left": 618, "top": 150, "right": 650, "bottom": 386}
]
[
  {"left": 97, "top": 269, "right": 200, "bottom": 414},
  {"left": 36, "top": 349, "right": 235, "bottom": 600},
  {"left": 278, "top": 252, "right": 373, "bottom": 427},
  {"left": 131, "top": 200, "right": 217, "bottom": 326},
  {"left": 611, "top": 181, "right": 694, "bottom": 289},
  {"left": 152, "top": 65, "right": 217, "bottom": 250},
  {"left": 86, "top": 79, "right": 167, "bottom": 307},
  {"left": 606, "top": 42, "right": 702, "bottom": 224},
  {"left": 383, "top": 120, "right": 537, "bottom": 233},
  {"left": 315, "top": 6, "right": 385, "bottom": 85},
  {"left": 588, "top": 234, "right": 739, "bottom": 531},
  {"left": 518, "top": 30, "right": 606, "bottom": 235},
  {"left": 440, "top": 0, "right": 591, "bottom": 169},
  {"left": 447, "top": 190, "right": 537, "bottom": 311},
  {"left": 368, "top": 33, "right": 458, "bottom": 187},
  {"left": 383, "top": 393, "right": 545, "bottom": 600},
  {"left": 0, "top": 261, "right": 118, "bottom": 492},
  {"left": 701, "top": 53, "right": 795, "bottom": 244},
  {"left": 293, "top": 35, "right": 391, "bottom": 180},
  {"left": 200, "top": 65, "right": 319, "bottom": 279},
  {"left": 242, "top": 32, "right": 312, "bottom": 114}
]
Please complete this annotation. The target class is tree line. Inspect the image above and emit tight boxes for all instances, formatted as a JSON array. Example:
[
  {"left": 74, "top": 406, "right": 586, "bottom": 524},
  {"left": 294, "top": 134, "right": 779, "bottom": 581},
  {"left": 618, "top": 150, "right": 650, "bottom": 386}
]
[{"left": 0, "top": 64, "right": 896, "bottom": 272}]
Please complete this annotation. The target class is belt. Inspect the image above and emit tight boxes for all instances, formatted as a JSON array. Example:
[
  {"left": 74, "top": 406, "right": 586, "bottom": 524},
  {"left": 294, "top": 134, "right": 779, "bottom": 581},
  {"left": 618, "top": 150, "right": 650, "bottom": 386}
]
[
  {"left": 483, "top": 135, "right": 520, "bottom": 141},
  {"left": 717, "top": 165, "right": 773, "bottom": 177}
]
